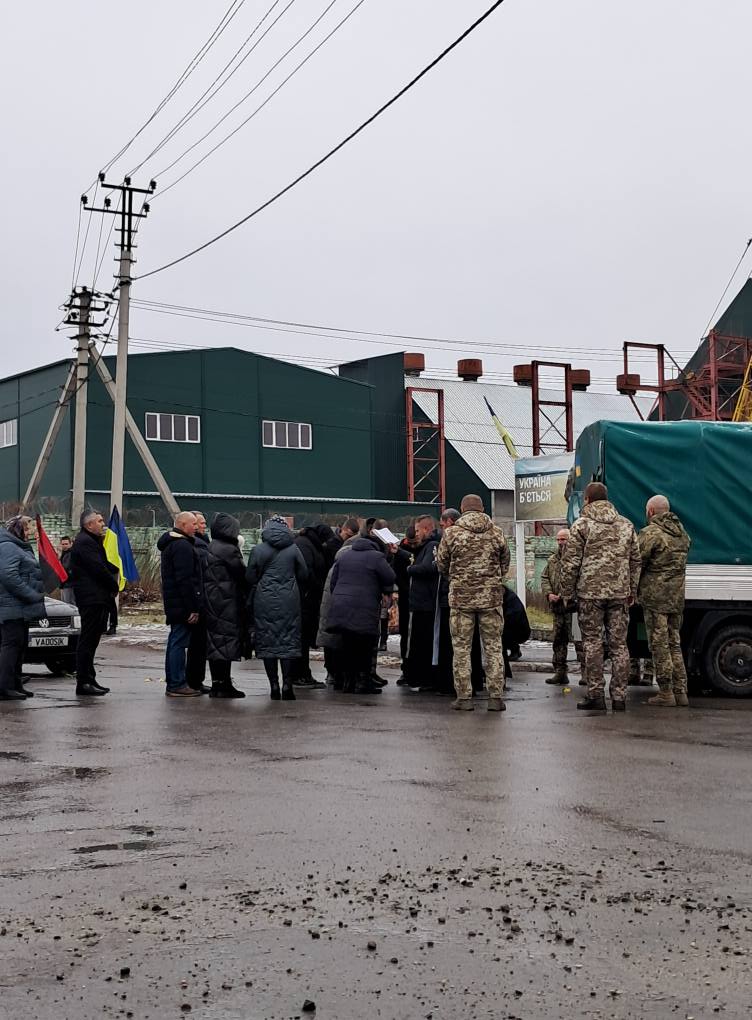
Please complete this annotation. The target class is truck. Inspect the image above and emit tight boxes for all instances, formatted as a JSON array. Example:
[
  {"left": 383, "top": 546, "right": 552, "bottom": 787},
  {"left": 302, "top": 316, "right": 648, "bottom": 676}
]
[{"left": 569, "top": 419, "right": 752, "bottom": 696}]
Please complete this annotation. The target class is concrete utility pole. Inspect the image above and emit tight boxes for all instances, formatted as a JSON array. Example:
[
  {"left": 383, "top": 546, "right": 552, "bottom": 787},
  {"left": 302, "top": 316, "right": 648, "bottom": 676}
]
[
  {"left": 88, "top": 175, "right": 155, "bottom": 515},
  {"left": 70, "top": 287, "right": 96, "bottom": 525},
  {"left": 23, "top": 286, "right": 107, "bottom": 514}
]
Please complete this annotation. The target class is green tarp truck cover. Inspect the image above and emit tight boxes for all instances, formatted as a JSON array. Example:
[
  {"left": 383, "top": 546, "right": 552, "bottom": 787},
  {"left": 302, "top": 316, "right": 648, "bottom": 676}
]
[{"left": 570, "top": 420, "right": 752, "bottom": 565}]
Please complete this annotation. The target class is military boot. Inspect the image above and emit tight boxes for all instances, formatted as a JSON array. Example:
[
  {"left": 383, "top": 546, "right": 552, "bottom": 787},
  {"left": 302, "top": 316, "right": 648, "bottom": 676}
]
[
  {"left": 545, "top": 673, "right": 569, "bottom": 686},
  {"left": 673, "top": 686, "right": 689, "bottom": 707},
  {"left": 647, "top": 689, "right": 676, "bottom": 707},
  {"left": 451, "top": 698, "right": 474, "bottom": 711},
  {"left": 577, "top": 696, "right": 607, "bottom": 711}
]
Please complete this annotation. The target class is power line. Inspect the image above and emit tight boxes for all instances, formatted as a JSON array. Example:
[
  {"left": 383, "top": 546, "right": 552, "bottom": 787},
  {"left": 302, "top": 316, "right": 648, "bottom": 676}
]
[
  {"left": 136, "top": 0, "right": 510, "bottom": 281},
  {"left": 154, "top": 0, "right": 368, "bottom": 195},
  {"left": 130, "top": 0, "right": 298, "bottom": 175},
  {"left": 90, "top": 0, "right": 247, "bottom": 187},
  {"left": 130, "top": 298, "right": 699, "bottom": 363},
  {"left": 701, "top": 236, "right": 752, "bottom": 339}
]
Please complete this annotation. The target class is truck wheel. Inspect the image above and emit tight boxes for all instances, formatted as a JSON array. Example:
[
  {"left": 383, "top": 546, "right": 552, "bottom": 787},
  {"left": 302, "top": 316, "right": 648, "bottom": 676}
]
[{"left": 703, "top": 624, "right": 752, "bottom": 697}]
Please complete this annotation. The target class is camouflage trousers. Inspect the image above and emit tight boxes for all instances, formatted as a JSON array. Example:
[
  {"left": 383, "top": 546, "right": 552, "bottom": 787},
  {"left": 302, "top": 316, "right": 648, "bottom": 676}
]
[
  {"left": 449, "top": 608, "right": 504, "bottom": 699},
  {"left": 643, "top": 608, "right": 687, "bottom": 694},
  {"left": 552, "top": 612, "right": 571, "bottom": 676},
  {"left": 578, "top": 598, "right": 630, "bottom": 700}
]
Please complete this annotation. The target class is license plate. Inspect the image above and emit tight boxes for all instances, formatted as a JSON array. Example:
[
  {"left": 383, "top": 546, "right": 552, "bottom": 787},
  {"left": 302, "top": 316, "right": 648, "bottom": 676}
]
[{"left": 28, "top": 636, "right": 68, "bottom": 648}]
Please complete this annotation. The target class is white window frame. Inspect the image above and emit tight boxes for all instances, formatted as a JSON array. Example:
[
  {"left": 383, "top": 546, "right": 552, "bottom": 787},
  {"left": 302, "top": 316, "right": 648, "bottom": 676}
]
[
  {"left": 0, "top": 418, "right": 17, "bottom": 449},
  {"left": 262, "top": 420, "right": 313, "bottom": 450},
  {"left": 145, "top": 412, "right": 201, "bottom": 443}
]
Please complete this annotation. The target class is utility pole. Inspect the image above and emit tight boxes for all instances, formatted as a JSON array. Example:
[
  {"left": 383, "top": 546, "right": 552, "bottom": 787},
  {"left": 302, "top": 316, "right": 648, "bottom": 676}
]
[
  {"left": 63, "top": 286, "right": 109, "bottom": 526},
  {"left": 87, "top": 174, "right": 155, "bottom": 516}
]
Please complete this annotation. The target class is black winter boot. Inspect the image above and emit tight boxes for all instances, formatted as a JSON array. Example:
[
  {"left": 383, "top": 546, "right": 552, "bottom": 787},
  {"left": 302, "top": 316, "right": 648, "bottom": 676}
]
[{"left": 269, "top": 679, "right": 281, "bottom": 701}]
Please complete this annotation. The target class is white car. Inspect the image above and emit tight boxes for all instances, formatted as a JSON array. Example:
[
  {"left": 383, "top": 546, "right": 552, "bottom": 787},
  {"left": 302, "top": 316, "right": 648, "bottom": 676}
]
[{"left": 24, "top": 596, "right": 81, "bottom": 675}]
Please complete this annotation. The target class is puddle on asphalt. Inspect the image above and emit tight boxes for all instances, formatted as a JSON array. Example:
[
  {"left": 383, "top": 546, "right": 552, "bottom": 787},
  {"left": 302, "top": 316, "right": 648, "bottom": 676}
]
[
  {"left": 73, "top": 839, "right": 165, "bottom": 854},
  {"left": 0, "top": 751, "right": 31, "bottom": 762}
]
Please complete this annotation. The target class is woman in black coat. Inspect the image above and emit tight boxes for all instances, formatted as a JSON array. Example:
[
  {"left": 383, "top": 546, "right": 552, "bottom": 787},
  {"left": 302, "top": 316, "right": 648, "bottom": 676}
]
[
  {"left": 247, "top": 517, "right": 308, "bottom": 701},
  {"left": 328, "top": 536, "right": 396, "bottom": 695},
  {"left": 203, "top": 513, "right": 248, "bottom": 699},
  {"left": 291, "top": 523, "right": 335, "bottom": 686}
]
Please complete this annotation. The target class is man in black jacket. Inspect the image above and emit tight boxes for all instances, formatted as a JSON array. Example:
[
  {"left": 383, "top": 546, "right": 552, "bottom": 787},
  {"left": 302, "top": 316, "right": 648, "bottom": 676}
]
[
  {"left": 70, "top": 510, "right": 120, "bottom": 696},
  {"left": 185, "top": 510, "right": 210, "bottom": 693},
  {"left": 405, "top": 515, "right": 442, "bottom": 691},
  {"left": 158, "top": 512, "right": 203, "bottom": 698}
]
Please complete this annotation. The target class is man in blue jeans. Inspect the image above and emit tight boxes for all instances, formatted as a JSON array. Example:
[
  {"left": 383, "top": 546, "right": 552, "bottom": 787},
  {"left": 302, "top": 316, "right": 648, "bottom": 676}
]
[{"left": 158, "top": 512, "right": 203, "bottom": 698}]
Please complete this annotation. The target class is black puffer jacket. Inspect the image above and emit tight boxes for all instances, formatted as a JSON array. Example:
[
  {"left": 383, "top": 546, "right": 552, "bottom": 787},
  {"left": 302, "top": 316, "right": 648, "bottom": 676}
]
[
  {"left": 0, "top": 529, "right": 45, "bottom": 623},
  {"left": 328, "top": 537, "right": 396, "bottom": 637},
  {"left": 503, "top": 585, "right": 531, "bottom": 649},
  {"left": 407, "top": 529, "right": 442, "bottom": 612},
  {"left": 393, "top": 541, "right": 412, "bottom": 604},
  {"left": 70, "top": 529, "right": 119, "bottom": 608},
  {"left": 158, "top": 528, "right": 202, "bottom": 625},
  {"left": 247, "top": 520, "right": 308, "bottom": 659},
  {"left": 295, "top": 525, "right": 335, "bottom": 646},
  {"left": 204, "top": 514, "right": 248, "bottom": 662},
  {"left": 193, "top": 532, "right": 210, "bottom": 573}
]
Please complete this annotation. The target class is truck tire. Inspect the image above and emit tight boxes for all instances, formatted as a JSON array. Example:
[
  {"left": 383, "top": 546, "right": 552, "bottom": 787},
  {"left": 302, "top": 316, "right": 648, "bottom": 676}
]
[{"left": 703, "top": 624, "right": 752, "bottom": 697}]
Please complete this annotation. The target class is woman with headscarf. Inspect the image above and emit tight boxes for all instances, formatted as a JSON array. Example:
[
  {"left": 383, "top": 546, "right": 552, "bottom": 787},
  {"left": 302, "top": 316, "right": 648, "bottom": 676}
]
[
  {"left": 291, "top": 523, "right": 335, "bottom": 687},
  {"left": 0, "top": 515, "right": 45, "bottom": 701},
  {"left": 247, "top": 516, "right": 308, "bottom": 701},
  {"left": 203, "top": 513, "right": 248, "bottom": 698}
]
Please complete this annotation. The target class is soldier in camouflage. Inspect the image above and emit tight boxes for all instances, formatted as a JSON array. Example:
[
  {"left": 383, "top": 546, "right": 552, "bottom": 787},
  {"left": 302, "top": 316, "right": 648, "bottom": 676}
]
[
  {"left": 560, "top": 482, "right": 641, "bottom": 712},
  {"left": 541, "top": 528, "right": 574, "bottom": 685},
  {"left": 436, "top": 494, "right": 510, "bottom": 712},
  {"left": 638, "top": 494, "right": 691, "bottom": 707}
]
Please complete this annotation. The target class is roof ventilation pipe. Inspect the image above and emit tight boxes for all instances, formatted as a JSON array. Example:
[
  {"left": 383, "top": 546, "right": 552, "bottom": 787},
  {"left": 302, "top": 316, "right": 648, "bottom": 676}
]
[
  {"left": 404, "top": 353, "right": 425, "bottom": 377},
  {"left": 458, "top": 358, "right": 483, "bottom": 381}
]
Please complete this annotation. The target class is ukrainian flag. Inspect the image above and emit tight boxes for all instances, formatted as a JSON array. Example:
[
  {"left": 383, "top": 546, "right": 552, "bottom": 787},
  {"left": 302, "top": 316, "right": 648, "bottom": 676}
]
[
  {"left": 103, "top": 527, "right": 126, "bottom": 592},
  {"left": 484, "top": 396, "right": 519, "bottom": 459}
]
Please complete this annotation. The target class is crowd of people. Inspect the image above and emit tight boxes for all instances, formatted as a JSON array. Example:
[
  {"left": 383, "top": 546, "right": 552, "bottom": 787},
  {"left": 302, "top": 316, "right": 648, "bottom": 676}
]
[
  {"left": 154, "top": 495, "right": 527, "bottom": 710},
  {"left": 0, "top": 481, "right": 691, "bottom": 712}
]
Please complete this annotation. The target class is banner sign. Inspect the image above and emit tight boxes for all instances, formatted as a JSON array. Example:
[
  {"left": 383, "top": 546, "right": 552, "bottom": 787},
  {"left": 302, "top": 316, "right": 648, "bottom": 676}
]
[{"left": 514, "top": 453, "right": 574, "bottom": 523}]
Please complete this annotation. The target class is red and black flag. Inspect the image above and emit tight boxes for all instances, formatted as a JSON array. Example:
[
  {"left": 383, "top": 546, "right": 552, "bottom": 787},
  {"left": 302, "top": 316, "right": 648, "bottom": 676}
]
[{"left": 35, "top": 515, "right": 67, "bottom": 595}]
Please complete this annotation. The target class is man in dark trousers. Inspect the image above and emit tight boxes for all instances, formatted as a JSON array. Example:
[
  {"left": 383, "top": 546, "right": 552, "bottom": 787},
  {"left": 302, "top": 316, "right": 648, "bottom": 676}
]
[
  {"left": 158, "top": 512, "right": 203, "bottom": 698},
  {"left": 186, "top": 510, "right": 210, "bottom": 693},
  {"left": 70, "top": 510, "right": 120, "bottom": 696}
]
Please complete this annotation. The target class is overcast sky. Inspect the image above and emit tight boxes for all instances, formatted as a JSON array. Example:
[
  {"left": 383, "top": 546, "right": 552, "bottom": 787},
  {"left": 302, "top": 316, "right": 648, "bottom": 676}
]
[{"left": 3, "top": 0, "right": 751, "bottom": 389}]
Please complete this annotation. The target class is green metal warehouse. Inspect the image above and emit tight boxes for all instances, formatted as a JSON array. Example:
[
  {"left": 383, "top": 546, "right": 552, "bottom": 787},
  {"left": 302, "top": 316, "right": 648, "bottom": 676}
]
[{"left": 0, "top": 347, "right": 421, "bottom": 526}]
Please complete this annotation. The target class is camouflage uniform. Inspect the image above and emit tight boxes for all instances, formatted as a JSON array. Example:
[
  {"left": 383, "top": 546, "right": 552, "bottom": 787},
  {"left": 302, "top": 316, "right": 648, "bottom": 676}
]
[
  {"left": 436, "top": 511, "right": 510, "bottom": 700},
  {"left": 638, "top": 512, "right": 690, "bottom": 696},
  {"left": 541, "top": 549, "right": 571, "bottom": 679},
  {"left": 560, "top": 500, "right": 641, "bottom": 701}
]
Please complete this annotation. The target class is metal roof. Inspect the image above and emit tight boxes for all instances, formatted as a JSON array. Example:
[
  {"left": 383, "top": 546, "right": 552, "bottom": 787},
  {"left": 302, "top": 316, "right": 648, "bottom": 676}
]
[{"left": 407, "top": 376, "right": 654, "bottom": 491}]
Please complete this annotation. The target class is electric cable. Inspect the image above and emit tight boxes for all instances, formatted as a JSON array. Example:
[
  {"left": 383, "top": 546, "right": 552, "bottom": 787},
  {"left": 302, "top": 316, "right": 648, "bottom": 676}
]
[
  {"left": 154, "top": 0, "right": 367, "bottom": 194},
  {"left": 129, "top": 0, "right": 297, "bottom": 175},
  {"left": 130, "top": 298, "right": 698, "bottom": 363},
  {"left": 70, "top": 202, "right": 83, "bottom": 292},
  {"left": 136, "top": 0, "right": 509, "bottom": 280},
  {"left": 89, "top": 0, "right": 247, "bottom": 188},
  {"left": 701, "top": 236, "right": 752, "bottom": 339}
]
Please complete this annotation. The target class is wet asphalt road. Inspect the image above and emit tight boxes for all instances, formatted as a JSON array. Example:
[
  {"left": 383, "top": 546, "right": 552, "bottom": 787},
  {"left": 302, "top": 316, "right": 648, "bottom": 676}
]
[{"left": 1, "top": 639, "right": 752, "bottom": 1020}]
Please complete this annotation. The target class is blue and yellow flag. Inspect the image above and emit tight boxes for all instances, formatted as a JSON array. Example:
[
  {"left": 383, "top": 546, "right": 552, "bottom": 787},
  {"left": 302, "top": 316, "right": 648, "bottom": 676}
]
[
  {"left": 103, "top": 527, "right": 125, "bottom": 592},
  {"left": 484, "top": 396, "right": 519, "bottom": 458},
  {"left": 107, "top": 506, "right": 139, "bottom": 583}
]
